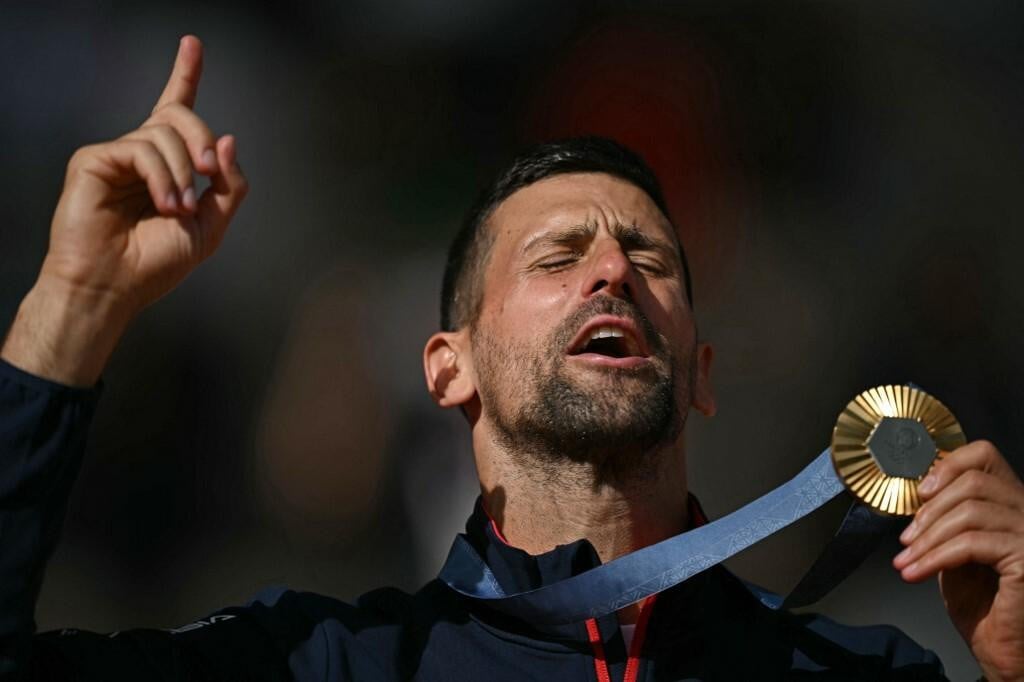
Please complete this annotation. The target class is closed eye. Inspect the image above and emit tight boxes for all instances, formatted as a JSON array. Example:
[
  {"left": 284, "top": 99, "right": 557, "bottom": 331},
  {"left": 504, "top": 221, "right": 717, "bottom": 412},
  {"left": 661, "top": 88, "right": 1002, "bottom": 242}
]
[
  {"left": 628, "top": 256, "right": 668, "bottom": 275},
  {"left": 536, "top": 251, "right": 582, "bottom": 270}
]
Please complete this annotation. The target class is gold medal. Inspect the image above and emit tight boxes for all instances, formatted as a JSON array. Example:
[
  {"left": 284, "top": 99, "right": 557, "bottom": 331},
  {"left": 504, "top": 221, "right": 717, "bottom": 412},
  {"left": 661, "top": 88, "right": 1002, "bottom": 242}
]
[{"left": 831, "top": 385, "right": 966, "bottom": 516}]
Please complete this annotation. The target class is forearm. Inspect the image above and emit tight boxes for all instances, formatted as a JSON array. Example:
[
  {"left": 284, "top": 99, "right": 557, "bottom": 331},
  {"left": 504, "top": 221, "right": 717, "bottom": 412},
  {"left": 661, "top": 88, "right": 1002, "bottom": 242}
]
[{"left": 1, "top": 273, "right": 132, "bottom": 388}]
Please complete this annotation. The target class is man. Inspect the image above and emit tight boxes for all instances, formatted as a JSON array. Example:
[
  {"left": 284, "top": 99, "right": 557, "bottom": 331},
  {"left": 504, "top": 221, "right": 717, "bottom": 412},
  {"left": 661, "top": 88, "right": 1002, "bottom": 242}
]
[{"left": 2, "top": 35, "right": 1023, "bottom": 681}]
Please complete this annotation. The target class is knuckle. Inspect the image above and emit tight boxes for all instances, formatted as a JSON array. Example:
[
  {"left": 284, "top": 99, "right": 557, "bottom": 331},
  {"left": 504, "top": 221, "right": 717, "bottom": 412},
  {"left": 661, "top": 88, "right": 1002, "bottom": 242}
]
[
  {"left": 66, "top": 145, "right": 94, "bottom": 173},
  {"left": 155, "top": 101, "right": 185, "bottom": 117},
  {"left": 148, "top": 102, "right": 172, "bottom": 120},
  {"left": 119, "top": 137, "right": 143, "bottom": 151},
  {"left": 150, "top": 104, "right": 213, "bottom": 143},
  {"left": 963, "top": 470, "right": 987, "bottom": 494},
  {"left": 962, "top": 529, "right": 983, "bottom": 547},
  {"left": 169, "top": 164, "right": 193, "bottom": 185},
  {"left": 145, "top": 123, "right": 176, "bottom": 140},
  {"left": 975, "top": 439, "right": 997, "bottom": 456},
  {"left": 960, "top": 499, "right": 983, "bottom": 519},
  {"left": 186, "top": 123, "right": 215, "bottom": 146},
  {"left": 134, "top": 138, "right": 159, "bottom": 158},
  {"left": 167, "top": 104, "right": 212, "bottom": 136}
]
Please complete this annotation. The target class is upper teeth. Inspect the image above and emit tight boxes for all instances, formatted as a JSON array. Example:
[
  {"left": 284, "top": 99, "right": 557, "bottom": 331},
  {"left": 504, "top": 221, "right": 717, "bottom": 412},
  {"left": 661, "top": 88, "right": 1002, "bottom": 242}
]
[{"left": 589, "top": 326, "right": 625, "bottom": 341}]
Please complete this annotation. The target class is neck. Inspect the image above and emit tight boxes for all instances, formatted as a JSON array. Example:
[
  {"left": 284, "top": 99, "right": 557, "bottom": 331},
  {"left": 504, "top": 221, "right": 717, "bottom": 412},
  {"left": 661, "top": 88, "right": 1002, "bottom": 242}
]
[{"left": 475, "top": 436, "right": 689, "bottom": 566}]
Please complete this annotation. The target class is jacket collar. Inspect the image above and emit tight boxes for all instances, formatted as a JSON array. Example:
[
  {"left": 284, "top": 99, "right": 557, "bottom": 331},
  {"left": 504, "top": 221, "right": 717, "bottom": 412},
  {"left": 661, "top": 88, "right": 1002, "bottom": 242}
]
[
  {"left": 457, "top": 494, "right": 712, "bottom": 640},
  {"left": 464, "top": 495, "right": 710, "bottom": 591},
  {"left": 464, "top": 497, "right": 604, "bottom": 594}
]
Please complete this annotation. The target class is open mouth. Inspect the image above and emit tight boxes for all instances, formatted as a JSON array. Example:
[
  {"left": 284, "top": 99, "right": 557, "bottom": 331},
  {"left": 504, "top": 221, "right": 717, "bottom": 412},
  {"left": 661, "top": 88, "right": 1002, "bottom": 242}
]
[
  {"left": 573, "top": 327, "right": 637, "bottom": 358},
  {"left": 567, "top": 317, "right": 649, "bottom": 361}
]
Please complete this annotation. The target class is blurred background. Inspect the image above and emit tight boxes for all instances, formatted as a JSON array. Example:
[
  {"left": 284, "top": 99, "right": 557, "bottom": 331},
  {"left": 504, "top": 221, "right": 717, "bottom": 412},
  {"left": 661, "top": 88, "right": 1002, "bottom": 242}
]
[{"left": 3, "top": 0, "right": 1023, "bottom": 678}]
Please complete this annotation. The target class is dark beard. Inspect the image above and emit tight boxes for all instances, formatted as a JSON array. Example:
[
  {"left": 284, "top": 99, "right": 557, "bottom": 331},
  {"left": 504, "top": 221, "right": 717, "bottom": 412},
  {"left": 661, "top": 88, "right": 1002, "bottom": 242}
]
[{"left": 472, "top": 297, "right": 687, "bottom": 482}]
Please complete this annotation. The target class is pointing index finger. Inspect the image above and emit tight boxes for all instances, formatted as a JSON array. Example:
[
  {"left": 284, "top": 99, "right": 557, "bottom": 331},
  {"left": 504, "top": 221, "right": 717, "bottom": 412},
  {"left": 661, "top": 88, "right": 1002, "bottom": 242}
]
[{"left": 154, "top": 35, "right": 203, "bottom": 112}]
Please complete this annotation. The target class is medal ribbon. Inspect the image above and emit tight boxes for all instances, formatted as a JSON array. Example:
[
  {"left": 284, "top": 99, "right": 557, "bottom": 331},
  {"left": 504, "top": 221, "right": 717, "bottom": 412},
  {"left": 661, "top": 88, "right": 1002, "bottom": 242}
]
[{"left": 439, "top": 447, "right": 899, "bottom": 624}]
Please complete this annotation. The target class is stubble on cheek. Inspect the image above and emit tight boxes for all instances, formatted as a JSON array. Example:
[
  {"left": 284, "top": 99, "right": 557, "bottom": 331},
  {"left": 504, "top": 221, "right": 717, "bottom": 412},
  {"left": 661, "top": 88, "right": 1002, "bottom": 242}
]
[{"left": 470, "top": 298, "right": 689, "bottom": 476}]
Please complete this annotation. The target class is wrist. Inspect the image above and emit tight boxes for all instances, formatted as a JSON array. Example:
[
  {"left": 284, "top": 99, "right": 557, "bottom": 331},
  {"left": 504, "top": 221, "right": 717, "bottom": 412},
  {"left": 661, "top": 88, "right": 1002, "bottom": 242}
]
[{"left": 1, "top": 274, "right": 134, "bottom": 387}]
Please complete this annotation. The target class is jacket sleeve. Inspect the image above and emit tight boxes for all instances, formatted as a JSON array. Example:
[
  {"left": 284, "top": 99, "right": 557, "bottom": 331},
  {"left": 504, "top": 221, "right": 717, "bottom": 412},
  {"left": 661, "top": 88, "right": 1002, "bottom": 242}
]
[
  {"left": 0, "top": 361, "right": 363, "bottom": 681},
  {"left": 0, "top": 359, "right": 101, "bottom": 679},
  {"left": 21, "top": 589, "right": 336, "bottom": 681}
]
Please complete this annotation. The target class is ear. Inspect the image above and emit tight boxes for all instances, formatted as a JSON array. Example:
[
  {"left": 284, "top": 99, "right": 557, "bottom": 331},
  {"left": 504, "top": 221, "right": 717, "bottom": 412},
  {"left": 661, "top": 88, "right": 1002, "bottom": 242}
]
[
  {"left": 691, "top": 342, "right": 716, "bottom": 417},
  {"left": 423, "top": 330, "right": 477, "bottom": 408}
]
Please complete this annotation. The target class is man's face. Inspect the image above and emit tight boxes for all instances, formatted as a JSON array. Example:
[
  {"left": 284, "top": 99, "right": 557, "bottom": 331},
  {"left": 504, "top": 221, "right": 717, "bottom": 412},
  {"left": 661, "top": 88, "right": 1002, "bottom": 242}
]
[{"left": 467, "top": 172, "right": 708, "bottom": 472}]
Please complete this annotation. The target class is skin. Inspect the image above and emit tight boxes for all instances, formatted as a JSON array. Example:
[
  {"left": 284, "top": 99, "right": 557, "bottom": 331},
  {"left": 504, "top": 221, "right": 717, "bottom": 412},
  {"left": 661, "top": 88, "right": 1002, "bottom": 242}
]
[{"left": 1, "top": 35, "right": 1022, "bottom": 679}]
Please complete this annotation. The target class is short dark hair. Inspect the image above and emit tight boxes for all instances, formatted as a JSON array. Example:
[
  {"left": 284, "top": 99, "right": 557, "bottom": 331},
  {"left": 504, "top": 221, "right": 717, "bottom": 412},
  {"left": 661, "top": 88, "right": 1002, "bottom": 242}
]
[{"left": 440, "top": 136, "right": 693, "bottom": 331}]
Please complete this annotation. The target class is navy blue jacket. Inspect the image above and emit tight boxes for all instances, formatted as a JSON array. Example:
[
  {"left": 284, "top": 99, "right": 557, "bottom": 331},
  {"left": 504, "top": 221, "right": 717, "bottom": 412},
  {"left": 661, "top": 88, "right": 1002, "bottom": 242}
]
[{"left": 0, "top": 359, "right": 947, "bottom": 680}]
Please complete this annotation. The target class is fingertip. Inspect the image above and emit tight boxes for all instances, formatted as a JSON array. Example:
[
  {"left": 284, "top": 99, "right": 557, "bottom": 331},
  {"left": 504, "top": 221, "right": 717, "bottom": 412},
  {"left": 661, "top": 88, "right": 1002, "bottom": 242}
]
[
  {"left": 900, "top": 562, "right": 922, "bottom": 582},
  {"left": 891, "top": 551, "right": 914, "bottom": 578},
  {"left": 182, "top": 186, "right": 197, "bottom": 212},
  {"left": 919, "top": 473, "right": 939, "bottom": 497},
  {"left": 218, "top": 134, "right": 239, "bottom": 170},
  {"left": 201, "top": 147, "right": 219, "bottom": 175},
  {"left": 180, "top": 35, "right": 203, "bottom": 53},
  {"left": 174, "top": 35, "right": 203, "bottom": 81},
  {"left": 161, "top": 190, "right": 180, "bottom": 215},
  {"left": 899, "top": 520, "right": 916, "bottom": 544}
]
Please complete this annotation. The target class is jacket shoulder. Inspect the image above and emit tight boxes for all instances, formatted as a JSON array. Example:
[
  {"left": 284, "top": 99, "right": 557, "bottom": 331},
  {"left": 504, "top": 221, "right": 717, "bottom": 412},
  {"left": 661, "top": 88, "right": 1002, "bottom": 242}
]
[
  {"left": 732, "top": 577, "right": 947, "bottom": 679},
  {"left": 788, "top": 610, "right": 947, "bottom": 678}
]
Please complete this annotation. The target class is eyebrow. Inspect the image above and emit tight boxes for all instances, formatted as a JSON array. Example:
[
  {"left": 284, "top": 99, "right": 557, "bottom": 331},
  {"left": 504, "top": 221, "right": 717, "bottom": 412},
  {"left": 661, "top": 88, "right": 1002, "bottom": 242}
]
[
  {"left": 521, "top": 223, "right": 594, "bottom": 255},
  {"left": 521, "top": 221, "right": 677, "bottom": 260}
]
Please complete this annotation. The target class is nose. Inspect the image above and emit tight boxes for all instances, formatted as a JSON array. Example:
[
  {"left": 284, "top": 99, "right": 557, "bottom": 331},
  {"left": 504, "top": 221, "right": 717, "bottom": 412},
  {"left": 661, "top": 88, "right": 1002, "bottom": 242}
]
[{"left": 580, "top": 240, "right": 636, "bottom": 301}]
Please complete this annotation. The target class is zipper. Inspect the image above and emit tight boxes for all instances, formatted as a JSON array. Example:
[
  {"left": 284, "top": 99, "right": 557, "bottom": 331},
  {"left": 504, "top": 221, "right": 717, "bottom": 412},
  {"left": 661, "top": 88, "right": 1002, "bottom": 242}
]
[
  {"left": 623, "top": 595, "right": 657, "bottom": 682},
  {"left": 486, "top": 508, "right": 679, "bottom": 682},
  {"left": 585, "top": 618, "right": 612, "bottom": 682},
  {"left": 586, "top": 594, "right": 656, "bottom": 682}
]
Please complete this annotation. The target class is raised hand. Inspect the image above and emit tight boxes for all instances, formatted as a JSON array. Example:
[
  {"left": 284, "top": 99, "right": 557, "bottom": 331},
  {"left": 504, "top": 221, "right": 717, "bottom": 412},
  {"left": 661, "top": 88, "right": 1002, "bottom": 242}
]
[
  {"left": 893, "top": 440, "right": 1024, "bottom": 681},
  {"left": 2, "top": 36, "right": 247, "bottom": 386},
  {"left": 46, "top": 35, "right": 246, "bottom": 315}
]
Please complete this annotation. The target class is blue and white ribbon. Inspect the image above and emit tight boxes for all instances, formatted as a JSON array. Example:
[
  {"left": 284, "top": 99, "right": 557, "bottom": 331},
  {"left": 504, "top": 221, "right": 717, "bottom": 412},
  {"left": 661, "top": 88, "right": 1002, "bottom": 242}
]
[{"left": 440, "top": 447, "right": 898, "bottom": 625}]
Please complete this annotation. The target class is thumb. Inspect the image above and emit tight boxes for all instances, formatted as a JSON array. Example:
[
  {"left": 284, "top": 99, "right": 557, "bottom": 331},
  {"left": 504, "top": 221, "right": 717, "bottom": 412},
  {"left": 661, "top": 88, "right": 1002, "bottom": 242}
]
[{"left": 196, "top": 135, "right": 248, "bottom": 256}]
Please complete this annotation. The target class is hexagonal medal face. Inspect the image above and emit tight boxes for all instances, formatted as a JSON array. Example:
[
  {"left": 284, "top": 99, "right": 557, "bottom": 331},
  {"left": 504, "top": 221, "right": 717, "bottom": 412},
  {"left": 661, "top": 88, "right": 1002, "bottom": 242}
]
[
  {"left": 866, "top": 417, "right": 936, "bottom": 479},
  {"left": 832, "top": 385, "right": 965, "bottom": 515}
]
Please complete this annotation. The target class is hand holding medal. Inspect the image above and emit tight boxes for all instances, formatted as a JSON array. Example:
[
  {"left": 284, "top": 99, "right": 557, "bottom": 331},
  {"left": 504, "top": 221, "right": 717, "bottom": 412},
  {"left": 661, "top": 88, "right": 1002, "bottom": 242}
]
[
  {"left": 835, "top": 386, "right": 1024, "bottom": 681},
  {"left": 894, "top": 437, "right": 1024, "bottom": 681}
]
